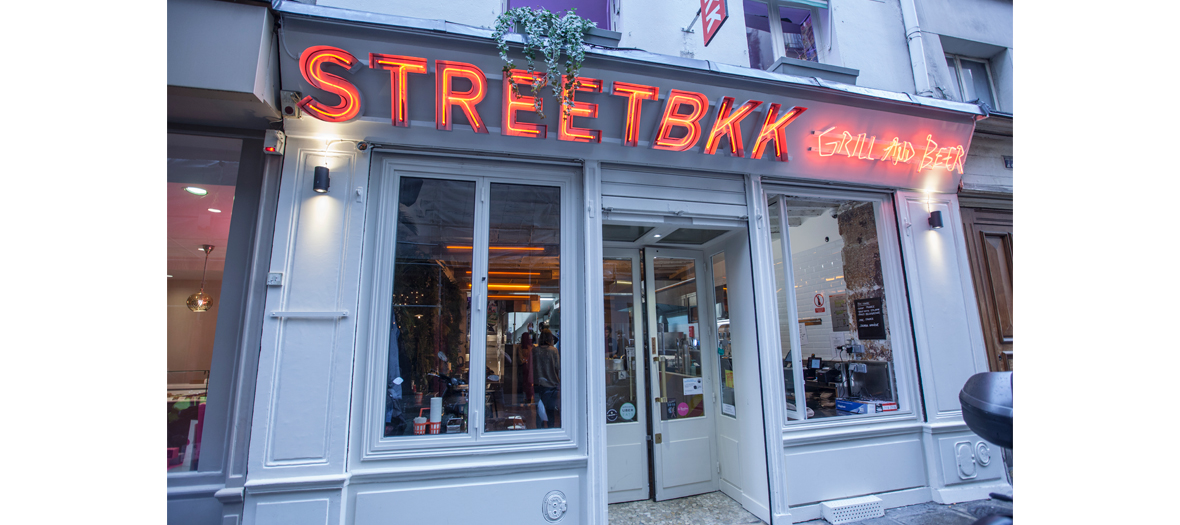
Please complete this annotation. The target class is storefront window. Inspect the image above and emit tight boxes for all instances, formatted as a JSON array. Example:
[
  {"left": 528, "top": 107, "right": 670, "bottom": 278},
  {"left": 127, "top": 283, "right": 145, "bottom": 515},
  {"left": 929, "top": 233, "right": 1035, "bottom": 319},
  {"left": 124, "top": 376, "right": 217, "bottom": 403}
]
[
  {"left": 770, "top": 195, "right": 900, "bottom": 421},
  {"left": 385, "top": 177, "right": 476, "bottom": 437},
  {"left": 604, "top": 258, "right": 638, "bottom": 424},
  {"left": 167, "top": 134, "right": 243, "bottom": 471},
  {"left": 712, "top": 253, "right": 736, "bottom": 418},
  {"left": 484, "top": 183, "right": 562, "bottom": 432}
]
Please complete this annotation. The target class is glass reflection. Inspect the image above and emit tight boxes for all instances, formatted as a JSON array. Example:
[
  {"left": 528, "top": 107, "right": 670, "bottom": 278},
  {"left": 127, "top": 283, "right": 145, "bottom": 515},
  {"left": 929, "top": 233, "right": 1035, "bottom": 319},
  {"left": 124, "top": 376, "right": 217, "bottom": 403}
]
[
  {"left": 167, "top": 133, "right": 243, "bottom": 471},
  {"left": 484, "top": 183, "right": 562, "bottom": 431},
  {"left": 385, "top": 177, "right": 475, "bottom": 437},
  {"left": 604, "top": 258, "right": 637, "bottom": 424},
  {"left": 653, "top": 257, "right": 704, "bottom": 421}
]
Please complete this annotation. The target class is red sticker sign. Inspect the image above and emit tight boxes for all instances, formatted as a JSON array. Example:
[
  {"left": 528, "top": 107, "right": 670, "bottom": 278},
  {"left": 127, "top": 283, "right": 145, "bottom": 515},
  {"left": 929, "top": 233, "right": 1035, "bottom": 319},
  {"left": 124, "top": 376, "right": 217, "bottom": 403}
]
[
  {"left": 700, "top": 0, "right": 729, "bottom": 47},
  {"left": 814, "top": 293, "right": 826, "bottom": 313}
]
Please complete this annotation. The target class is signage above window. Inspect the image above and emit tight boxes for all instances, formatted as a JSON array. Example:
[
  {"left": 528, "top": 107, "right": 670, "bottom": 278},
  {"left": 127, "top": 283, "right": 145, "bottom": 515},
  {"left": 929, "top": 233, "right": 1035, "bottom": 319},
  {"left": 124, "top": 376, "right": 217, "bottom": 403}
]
[{"left": 294, "top": 45, "right": 968, "bottom": 176}]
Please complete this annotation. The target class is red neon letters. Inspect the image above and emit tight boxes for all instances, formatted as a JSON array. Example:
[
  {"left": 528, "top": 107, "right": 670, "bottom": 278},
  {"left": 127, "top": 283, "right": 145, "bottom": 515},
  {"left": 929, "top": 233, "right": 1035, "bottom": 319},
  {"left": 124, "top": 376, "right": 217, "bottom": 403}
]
[
  {"left": 370, "top": 53, "right": 427, "bottom": 127},
  {"left": 558, "top": 77, "right": 604, "bottom": 143},
  {"left": 652, "top": 89, "right": 710, "bottom": 152},
  {"left": 297, "top": 46, "right": 362, "bottom": 123},
  {"left": 501, "top": 69, "right": 547, "bottom": 139},
  {"left": 813, "top": 127, "right": 964, "bottom": 173},
  {"left": 703, "top": 97, "right": 763, "bottom": 157},
  {"left": 611, "top": 82, "right": 660, "bottom": 147},
  {"left": 750, "top": 104, "right": 807, "bottom": 161},
  {"left": 294, "top": 45, "right": 971, "bottom": 172},
  {"left": 435, "top": 60, "right": 488, "bottom": 133}
]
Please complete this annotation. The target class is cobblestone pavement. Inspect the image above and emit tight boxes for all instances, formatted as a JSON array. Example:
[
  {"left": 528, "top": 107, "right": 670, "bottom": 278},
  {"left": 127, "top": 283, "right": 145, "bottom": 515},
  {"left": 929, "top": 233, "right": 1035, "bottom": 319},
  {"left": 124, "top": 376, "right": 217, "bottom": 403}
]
[{"left": 608, "top": 491, "right": 1013, "bottom": 525}]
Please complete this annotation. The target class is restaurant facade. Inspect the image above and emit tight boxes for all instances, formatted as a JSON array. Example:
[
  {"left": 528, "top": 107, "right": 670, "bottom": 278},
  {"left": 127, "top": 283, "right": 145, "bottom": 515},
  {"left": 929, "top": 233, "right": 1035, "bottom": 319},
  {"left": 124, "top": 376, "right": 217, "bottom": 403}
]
[{"left": 166, "top": 1, "right": 1009, "bottom": 524}]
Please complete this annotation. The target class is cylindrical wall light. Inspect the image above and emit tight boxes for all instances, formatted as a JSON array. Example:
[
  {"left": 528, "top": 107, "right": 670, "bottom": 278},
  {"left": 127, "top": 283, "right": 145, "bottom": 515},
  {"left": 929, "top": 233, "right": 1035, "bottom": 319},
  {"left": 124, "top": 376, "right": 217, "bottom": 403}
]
[
  {"left": 928, "top": 210, "right": 944, "bottom": 229},
  {"left": 313, "top": 166, "right": 331, "bottom": 193}
]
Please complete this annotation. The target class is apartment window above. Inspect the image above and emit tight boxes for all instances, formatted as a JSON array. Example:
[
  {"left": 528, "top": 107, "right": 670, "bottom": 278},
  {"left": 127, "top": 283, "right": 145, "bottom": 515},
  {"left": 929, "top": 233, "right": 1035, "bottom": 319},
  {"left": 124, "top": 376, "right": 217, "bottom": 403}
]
[
  {"left": 745, "top": 0, "right": 820, "bottom": 70},
  {"left": 507, "top": 1, "right": 611, "bottom": 29},
  {"left": 946, "top": 55, "right": 998, "bottom": 112}
]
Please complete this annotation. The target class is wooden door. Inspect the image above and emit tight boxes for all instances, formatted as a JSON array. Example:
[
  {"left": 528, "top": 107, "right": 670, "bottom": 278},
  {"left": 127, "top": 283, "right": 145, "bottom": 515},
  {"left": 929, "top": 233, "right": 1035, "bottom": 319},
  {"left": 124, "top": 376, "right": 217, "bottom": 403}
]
[{"left": 961, "top": 207, "right": 1014, "bottom": 371}]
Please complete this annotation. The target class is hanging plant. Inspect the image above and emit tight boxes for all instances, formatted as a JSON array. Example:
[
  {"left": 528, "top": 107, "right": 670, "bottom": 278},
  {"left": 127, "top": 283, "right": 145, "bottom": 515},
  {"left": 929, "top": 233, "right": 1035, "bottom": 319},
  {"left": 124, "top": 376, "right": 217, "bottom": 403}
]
[{"left": 492, "top": 7, "right": 597, "bottom": 119}]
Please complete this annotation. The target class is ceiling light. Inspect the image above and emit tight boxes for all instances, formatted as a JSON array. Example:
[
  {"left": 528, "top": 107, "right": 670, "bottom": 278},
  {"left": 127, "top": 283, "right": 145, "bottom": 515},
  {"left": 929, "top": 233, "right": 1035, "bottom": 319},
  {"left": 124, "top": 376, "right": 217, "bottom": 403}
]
[
  {"left": 653, "top": 234, "right": 662, "bottom": 238},
  {"left": 184, "top": 186, "right": 208, "bottom": 196},
  {"left": 167, "top": 275, "right": 173, "bottom": 278},
  {"left": 208, "top": 208, "right": 222, "bottom": 213}
]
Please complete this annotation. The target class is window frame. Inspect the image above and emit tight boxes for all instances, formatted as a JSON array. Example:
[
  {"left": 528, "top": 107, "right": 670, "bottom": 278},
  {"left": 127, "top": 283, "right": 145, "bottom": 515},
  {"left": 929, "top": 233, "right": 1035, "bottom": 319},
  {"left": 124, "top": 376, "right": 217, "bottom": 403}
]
[
  {"left": 166, "top": 127, "right": 280, "bottom": 491},
  {"left": 761, "top": 184, "right": 921, "bottom": 431},
  {"left": 946, "top": 54, "right": 1000, "bottom": 112},
  {"left": 355, "top": 153, "right": 583, "bottom": 461},
  {"left": 745, "top": 0, "right": 826, "bottom": 69}
]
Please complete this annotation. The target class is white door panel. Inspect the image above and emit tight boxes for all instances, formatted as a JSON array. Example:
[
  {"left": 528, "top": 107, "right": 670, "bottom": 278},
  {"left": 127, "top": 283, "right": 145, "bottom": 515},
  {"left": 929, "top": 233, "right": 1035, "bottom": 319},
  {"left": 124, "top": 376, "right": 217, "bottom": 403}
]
[{"left": 646, "top": 247, "right": 720, "bottom": 501}]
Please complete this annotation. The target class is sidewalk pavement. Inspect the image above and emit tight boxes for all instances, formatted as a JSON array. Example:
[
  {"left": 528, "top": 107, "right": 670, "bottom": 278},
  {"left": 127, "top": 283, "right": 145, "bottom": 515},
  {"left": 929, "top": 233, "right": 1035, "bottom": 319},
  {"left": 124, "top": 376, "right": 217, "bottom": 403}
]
[{"left": 608, "top": 490, "right": 1012, "bottom": 525}]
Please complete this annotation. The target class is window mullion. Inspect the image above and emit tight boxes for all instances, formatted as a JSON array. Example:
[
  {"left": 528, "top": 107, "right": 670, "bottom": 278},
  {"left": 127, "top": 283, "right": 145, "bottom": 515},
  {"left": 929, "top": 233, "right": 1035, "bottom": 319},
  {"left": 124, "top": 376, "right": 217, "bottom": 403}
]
[
  {"left": 469, "top": 179, "right": 491, "bottom": 439},
  {"left": 767, "top": 1, "right": 788, "bottom": 62},
  {"left": 774, "top": 195, "right": 807, "bottom": 422}
]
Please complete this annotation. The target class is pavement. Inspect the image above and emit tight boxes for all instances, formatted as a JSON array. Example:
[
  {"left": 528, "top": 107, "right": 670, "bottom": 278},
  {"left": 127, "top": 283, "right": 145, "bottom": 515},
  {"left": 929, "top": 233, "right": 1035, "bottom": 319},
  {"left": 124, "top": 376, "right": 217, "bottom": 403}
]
[{"left": 608, "top": 491, "right": 1013, "bottom": 525}]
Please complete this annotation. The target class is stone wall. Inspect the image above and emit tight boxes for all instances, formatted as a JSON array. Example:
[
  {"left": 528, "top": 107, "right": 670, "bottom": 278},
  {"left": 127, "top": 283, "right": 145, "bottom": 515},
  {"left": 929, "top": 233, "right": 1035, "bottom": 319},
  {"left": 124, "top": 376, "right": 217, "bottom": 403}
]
[{"left": 838, "top": 202, "right": 892, "bottom": 362}]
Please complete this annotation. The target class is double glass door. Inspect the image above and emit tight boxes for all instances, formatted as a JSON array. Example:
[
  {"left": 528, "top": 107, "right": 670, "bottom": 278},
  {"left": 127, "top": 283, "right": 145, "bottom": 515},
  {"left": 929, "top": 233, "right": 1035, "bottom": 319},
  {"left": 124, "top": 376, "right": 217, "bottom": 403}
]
[{"left": 604, "top": 247, "right": 719, "bottom": 503}]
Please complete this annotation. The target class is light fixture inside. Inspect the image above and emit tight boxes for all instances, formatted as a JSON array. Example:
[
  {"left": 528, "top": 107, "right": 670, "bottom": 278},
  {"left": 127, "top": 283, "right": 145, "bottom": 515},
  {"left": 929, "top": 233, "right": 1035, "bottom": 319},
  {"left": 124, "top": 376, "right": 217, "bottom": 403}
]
[
  {"left": 184, "top": 186, "right": 208, "bottom": 196},
  {"left": 208, "top": 208, "right": 222, "bottom": 213},
  {"left": 653, "top": 234, "right": 662, "bottom": 238},
  {"left": 187, "top": 244, "right": 215, "bottom": 312}
]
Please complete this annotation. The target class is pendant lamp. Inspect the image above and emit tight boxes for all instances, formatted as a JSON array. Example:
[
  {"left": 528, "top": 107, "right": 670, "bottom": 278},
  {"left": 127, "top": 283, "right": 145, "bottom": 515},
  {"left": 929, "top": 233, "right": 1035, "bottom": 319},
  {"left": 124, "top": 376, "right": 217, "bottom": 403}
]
[{"left": 187, "top": 244, "right": 215, "bottom": 312}]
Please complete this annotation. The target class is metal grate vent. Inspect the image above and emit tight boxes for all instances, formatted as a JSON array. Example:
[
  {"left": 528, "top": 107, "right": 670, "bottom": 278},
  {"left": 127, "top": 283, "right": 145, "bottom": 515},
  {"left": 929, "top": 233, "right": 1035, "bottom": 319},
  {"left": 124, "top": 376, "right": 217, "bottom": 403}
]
[{"left": 820, "top": 495, "right": 884, "bottom": 524}]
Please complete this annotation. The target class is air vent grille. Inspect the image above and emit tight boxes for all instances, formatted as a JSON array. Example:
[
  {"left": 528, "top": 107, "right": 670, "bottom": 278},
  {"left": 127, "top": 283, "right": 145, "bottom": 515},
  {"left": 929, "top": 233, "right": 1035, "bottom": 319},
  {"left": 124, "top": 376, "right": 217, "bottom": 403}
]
[{"left": 819, "top": 495, "right": 884, "bottom": 524}]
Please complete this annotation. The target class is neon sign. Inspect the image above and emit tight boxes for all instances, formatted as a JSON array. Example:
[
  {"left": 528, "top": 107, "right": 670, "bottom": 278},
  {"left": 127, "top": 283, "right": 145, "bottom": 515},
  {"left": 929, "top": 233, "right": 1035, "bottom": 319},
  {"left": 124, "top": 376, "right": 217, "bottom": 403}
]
[
  {"left": 297, "top": 46, "right": 362, "bottom": 123},
  {"left": 295, "top": 45, "right": 970, "bottom": 171},
  {"left": 810, "top": 127, "right": 965, "bottom": 173}
]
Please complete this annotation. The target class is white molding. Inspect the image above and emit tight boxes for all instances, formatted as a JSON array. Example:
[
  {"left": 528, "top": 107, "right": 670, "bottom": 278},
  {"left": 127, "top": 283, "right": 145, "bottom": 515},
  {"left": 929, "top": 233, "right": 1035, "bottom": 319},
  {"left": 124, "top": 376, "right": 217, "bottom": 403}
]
[
  {"left": 783, "top": 420, "right": 925, "bottom": 447},
  {"left": 248, "top": 137, "right": 368, "bottom": 480},
  {"left": 744, "top": 175, "right": 793, "bottom": 524},
  {"left": 584, "top": 160, "right": 609, "bottom": 525},
  {"left": 931, "top": 480, "right": 1009, "bottom": 504},
  {"left": 244, "top": 474, "right": 349, "bottom": 494},
  {"left": 893, "top": 192, "right": 989, "bottom": 420},
  {"left": 348, "top": 455, "right": 590, "bottom": 486}
]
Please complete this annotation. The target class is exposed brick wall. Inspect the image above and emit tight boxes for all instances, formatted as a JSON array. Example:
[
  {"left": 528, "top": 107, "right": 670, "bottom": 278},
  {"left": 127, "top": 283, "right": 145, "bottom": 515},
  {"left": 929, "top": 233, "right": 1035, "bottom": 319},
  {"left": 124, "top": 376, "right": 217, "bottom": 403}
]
[{"left": 838, "top": 202, "right": 892, "bottom": 362}]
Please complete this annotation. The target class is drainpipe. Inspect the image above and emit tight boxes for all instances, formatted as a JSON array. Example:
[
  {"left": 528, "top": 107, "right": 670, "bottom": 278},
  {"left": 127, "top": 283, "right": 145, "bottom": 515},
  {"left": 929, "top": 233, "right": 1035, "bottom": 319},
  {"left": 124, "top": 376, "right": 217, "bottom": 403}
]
[{"left": 898, "top": 0, "right": 932, "bottom": 97}]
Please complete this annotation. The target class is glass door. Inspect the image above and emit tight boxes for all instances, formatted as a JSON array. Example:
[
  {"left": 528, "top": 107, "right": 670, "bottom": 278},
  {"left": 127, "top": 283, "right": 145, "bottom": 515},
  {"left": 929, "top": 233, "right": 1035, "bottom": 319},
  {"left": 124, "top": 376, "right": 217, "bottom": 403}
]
[
  {"left": 603, "top": 250, "right": 648, "bottom": 503},
  {"left": 645, "top": 247, "right": 719, "bottom": 501}
]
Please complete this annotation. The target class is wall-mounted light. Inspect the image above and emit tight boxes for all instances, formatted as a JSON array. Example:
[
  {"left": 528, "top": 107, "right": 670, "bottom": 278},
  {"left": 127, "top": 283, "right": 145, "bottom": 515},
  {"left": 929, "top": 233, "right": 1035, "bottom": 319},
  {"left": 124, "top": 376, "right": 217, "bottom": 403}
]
[
  {"left": 313, "top": 166, "right": 330, "bottom": 193},
  {"left": 928, "top": 210, "right": 944, "bottom": 229}
]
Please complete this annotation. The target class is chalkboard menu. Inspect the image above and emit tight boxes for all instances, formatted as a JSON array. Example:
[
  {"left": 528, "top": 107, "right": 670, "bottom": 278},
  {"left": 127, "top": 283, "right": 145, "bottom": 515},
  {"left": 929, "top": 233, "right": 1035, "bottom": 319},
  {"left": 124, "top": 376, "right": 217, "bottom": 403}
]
[{"left": 854, "top": 297, "right": 886, "bottom": 340}]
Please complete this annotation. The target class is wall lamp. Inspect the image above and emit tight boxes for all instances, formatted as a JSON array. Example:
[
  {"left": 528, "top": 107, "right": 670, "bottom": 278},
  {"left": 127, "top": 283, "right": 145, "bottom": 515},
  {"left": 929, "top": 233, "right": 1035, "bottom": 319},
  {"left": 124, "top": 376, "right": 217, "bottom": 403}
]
[
  {"left": 928, "top": 210, "right": 944, "bottom": 229},
  {"left": 313, "top": 166, "right": 330, "bottom": 193},
  {"left": 313, "top": 140, "right": 368, "bottom": 194}
]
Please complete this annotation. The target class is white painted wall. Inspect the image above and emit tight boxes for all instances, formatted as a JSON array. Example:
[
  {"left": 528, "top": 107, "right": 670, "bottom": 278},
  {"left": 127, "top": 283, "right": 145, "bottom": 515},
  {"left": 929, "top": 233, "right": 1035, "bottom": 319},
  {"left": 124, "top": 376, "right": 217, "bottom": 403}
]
[
  {"left": 916, "top": 0, "right": 1012, "bottom": 49},
  {"left": 788, "top": 213, "right": 839, "bottom": 254},
  {"left": 826, "top": 0, "right": 915, "bottom": 93},
  {"left": 318, "top": 0, "right": 503, "bottom": 28},
  {"left": 616, "top": 0, "right": 751, "bottom": 67}
]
